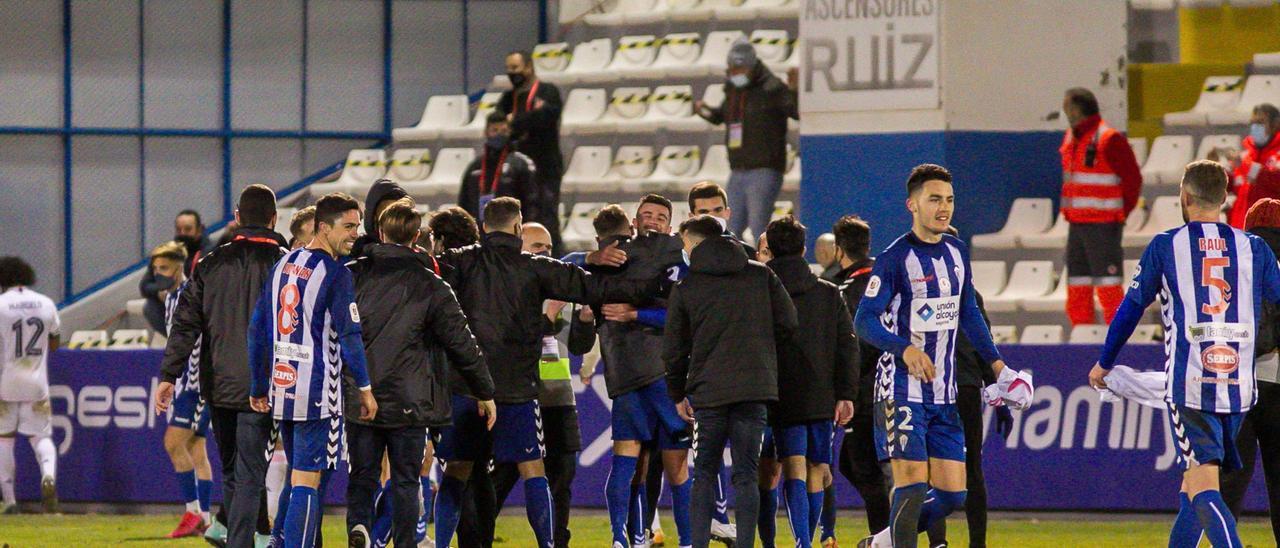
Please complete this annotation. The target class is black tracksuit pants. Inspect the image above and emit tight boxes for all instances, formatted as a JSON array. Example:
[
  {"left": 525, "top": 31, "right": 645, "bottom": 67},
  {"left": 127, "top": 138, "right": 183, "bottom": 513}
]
[
  {"left": 1222, "top": 381, "right": 1280, "bottom": 545},
  {"left": 345, "top": 422, "right": 427, "bottom": 548}
]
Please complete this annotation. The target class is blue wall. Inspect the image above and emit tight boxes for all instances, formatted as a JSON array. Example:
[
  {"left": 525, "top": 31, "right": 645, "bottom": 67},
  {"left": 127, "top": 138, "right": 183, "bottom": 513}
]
[{"left": 799, "top": 130, "right": 1064, "bottom": 253}]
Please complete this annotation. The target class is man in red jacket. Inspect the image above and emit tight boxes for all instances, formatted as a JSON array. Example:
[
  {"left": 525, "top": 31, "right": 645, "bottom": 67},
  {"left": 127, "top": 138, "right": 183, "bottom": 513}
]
[
  {"left": 1234, "top": 104, "right": 1280, "bottom": 221},
  {"left": 1059, "top": 88, "right": 1143, "bottom": 325}
]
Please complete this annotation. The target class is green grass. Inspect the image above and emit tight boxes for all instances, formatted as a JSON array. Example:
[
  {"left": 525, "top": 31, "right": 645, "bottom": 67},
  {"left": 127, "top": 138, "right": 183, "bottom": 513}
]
[{"left": 0, "top": 512, "right": 1274, "bottom": 547}]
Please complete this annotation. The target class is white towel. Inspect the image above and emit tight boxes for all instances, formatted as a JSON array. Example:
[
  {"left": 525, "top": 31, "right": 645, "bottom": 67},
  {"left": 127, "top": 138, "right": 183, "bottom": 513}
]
[{"left": 1099, "top": 364, "right": 1167, "bottom": 409}]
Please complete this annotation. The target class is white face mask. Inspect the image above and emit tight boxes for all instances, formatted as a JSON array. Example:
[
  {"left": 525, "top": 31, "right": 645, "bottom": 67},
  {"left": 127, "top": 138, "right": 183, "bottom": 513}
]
[
  {"left": 729, "top": 74, "right": 750, "bottom": 88},
  {"left": 1251, "top": 123, "right": 1272, "bottom": 147}
]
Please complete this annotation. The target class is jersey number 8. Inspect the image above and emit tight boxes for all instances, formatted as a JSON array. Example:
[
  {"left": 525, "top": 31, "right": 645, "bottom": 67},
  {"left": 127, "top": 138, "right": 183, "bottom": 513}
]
[{"left": 277, "top": 283, "right": 301, "bottom": 336}]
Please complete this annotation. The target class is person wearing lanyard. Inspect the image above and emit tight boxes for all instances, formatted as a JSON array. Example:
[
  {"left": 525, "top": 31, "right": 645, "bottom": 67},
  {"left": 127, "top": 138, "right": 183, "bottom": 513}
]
[
  {"left": 458, "top": 111, "right": 537, "bottom": 225},
  {"left": 496, "top": 51, "right": 565, "bottom": 255},
  {"left": 694, "top": 38, "right": 798, "bottom": 244}
]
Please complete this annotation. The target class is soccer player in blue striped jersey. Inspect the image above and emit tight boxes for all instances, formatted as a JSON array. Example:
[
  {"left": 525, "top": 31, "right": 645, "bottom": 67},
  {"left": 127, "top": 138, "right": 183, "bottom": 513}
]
[
  {"left": 249, "top": 193, "right": 378, "bottom": 548},
  {"left": 1089, "top": 160, "right": 1280, "bottom": 548},
  {"left": 854, "top": 164, "right": 1025, "bottom": 548}
]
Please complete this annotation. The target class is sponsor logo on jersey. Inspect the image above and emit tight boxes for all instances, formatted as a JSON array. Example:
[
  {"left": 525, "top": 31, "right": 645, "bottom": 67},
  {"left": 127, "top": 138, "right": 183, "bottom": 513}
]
[
  {"left": 1201, "top": 345, "right": 1240, "bottom": 374},
  {"left": 273, "top": 342, "right": 313, "bottom": 363},
  {"left": 909, "top": 296, "right": 960, "bottom": 332},
  {"left": 273, "top": 363, "right": 298, "bottom": 389},
  {"left": 1186, "top": 322, "right": 1251, "bottom": 343}
]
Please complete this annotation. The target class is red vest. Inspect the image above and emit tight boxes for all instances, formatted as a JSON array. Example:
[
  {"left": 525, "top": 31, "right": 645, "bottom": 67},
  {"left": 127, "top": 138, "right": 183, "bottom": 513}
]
[{"left": 1060, "top": 120, "right": 1125, "bottom": 224}]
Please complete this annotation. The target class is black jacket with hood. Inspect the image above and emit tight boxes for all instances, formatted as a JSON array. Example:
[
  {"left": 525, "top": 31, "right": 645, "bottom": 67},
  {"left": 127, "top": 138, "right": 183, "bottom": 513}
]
[
  {"left": 835, "top": 258, "right": 881, "bottom": 411},
  {"left": 767, "top": 255, "right": 858, "bottom": 424},
  {"left": 351, "top": 180, "right": 409, "bottom": 259},
  {"left": 160, "top": 226, "right": 289, "bottom": 411},
  {"left": 345, "top": 243, "right": 493, "bottom": 428},
  {"left": 663, "top": 235, "right": 797, "bottom": 407},
  {"left": 700, "top": 60, "right": 798, "bottom": 173},
  {"left": 439, "top": 231, "right": 660, "bottom": 403}
]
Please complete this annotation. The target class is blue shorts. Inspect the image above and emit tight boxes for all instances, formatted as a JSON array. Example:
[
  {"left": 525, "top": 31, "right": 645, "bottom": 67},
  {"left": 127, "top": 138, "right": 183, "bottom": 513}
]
[
  {"left": 611, "top": 379, "right": 692, "bottom": 450},
  {"left": 168, "top": 387, "right": 210, "bottom": 438},
  {"left": 436, "top": 396, "right": 546, "bottom": 464},
  {"left": 770, "top": 421, "right": 835, "bottom": 464},
  {"left": 1169, "top": 405, "right": 1245, "bottom": 472},
  {"left": 279, "top": 417, "right": 344, "bottom": 472},
  {"left": 873, "top": 400, "right": 965, "bottom": 463}
]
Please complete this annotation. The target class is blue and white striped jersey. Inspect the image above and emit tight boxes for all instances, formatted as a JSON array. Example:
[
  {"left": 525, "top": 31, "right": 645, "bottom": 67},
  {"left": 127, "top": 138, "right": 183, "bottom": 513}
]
[
  {"left": 1098, "top": 222, "right": 1280, "bottom": 413},
  {"left": 854, "top": 233, "right": 1002, "bottom": 405},
  {"left": 249, "top": 248, "right": 371, "bottom": 422},
  {"left": 164, "top": 283, "right": 201, "bottom": 395}
]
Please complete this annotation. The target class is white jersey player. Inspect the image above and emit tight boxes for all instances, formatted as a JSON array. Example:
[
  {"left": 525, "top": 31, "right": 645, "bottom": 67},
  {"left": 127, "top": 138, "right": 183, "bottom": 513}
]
[{"left": 0, "top": 256, "right": 62, "bottom": 514}]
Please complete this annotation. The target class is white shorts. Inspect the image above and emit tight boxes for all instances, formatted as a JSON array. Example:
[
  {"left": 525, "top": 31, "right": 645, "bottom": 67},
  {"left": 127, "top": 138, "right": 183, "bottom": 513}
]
[{"left": 0, "top": 399, "right": 52, "bottom": 437}]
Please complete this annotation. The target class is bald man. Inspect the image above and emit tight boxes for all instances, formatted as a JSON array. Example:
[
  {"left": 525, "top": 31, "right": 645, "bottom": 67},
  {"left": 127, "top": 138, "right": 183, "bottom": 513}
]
[
  {"left": 815, "top": 233, "right": 841, "bottom": 283},
  {"left": 489, "top": 222, "right": 583, "bottom": 548}
]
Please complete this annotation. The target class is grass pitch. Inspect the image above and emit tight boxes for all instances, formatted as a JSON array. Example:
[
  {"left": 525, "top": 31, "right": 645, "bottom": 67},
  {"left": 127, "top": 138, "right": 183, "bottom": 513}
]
[{"left": 0, "top": 511, "right": 1274, "bottom": 547}]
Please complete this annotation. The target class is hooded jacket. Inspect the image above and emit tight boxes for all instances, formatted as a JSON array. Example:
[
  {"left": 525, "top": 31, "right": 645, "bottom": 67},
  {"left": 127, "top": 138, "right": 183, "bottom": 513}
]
[
  {"left": 835, "top": 258, "right": 881, "bottom": 410},
  {"left": 160, "top": 226, "right": 289, "bottom": 411},
  {"left": 439, "top": 231, "right": 660, "bottom": 403},
  {"left": 700, "top": 60, "right": 798, "bottom": 173},
  {"left": 663, "top": 235, "right": 797, "bottom": 407},
  {"left": 767, "top": 255, "right": 858, "bottom": 424},
  {"left": 344, "top": 243, "right": 494, "bottom": 428},
  {"left": 351, "top": 180, "right": 409, "bottom": 259}
]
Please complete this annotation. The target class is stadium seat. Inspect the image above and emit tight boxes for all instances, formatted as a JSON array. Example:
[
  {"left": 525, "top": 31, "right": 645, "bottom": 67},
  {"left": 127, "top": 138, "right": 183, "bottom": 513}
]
[
  {"left": 631, "top": 33, "right": 702, "bottom": 80},
  {"left": 562, "top": 146, "right": 615, "bottom": 192},
  {"left": 531, "top": 42, "right": 572, "bottom": 75},
  {"left": 632, "top": 85, "right": 696, "bottom": 132},
  {"left": 110, "top": 329, "right": 150, "bottom": 349},
  {"left": 1207, "top": 75, "right": 1280, "bottom": 125},
  {"left": 666, "top": 31, "right": 746, "bottom": 79},
  {"left": 667, "top": 84, "right": 722, "bottom": 132},
  {"left": 563, "top": 202, "right": 606, "bottom": 250},
  {"left": 782, "top": 153, "right": 800, "bottom": 192},
  {"left": 560, "top": 88, "right": 608, "bottom": 135},
  {"left": 310, "top": 149, "right": 387, "bottom": 197},
  {"left": 752, "top": 0, "right": 798, "bottom": 19},
  {"left": 1020, "top": 213, "right": 1068, "bottom": 249},
  {"left": 990, "top": 325, "right": 1018, "bottom": 344},
  {"left": 390, "top": 149, "right": 437, "bottom": 200},
  {"left": 1020, "top": 267, "right": 1067, "bottom": 312},
  {"left": 772, "top": 200, "right": 794, "bottom": 221},
  {"left": 1129, "top": 0, "right": 1176, "bottom": 8},
  {"left": 714, "top": 0, "right": 758, "bottom": 20},
  {"left": 419, "top": 148, "right": 475, "bottom": 197},
  {"left": 750, "top": 30, "right": 792, "bottom": 67},
  {"left": 125, "top": 298, "right": 146, "bottom": 318},
  {"left": 1069, "top": 324, "right": 1108, "bottom": 344},
  {"left": 1123, "top": 204, "right": 1149, "bottom": 238},
  {"left": 1140, "top": 135, "right": 1193, "bottom": 185},
  {"left": 549, "top": 38, "right": 613, "bottom": 85},
  {"left": 584, "top": 0, "right": 665, "bottom": 26},
  {"left": 1131, "top": 325, "right": 1163, "bottom": 344},
  {"left": 984, "top": 260, "right": 1055, "bottom": 312},
  {"left": 439, "top": 92, "right": 503, "bottom": 141},
  {"left": 971, "top": 260, "right": 1009, "bottom": 297},
  {"left": 669, "top": 0, "right": 717, "bottom": 21},
  {"left": 583, "top": 87, "right": 650, "bottom": 135},
  {"left": 1124, "top": 196, "right": 1181, "bottom": 246},
  {"left": 612, "top": 146, "right": 657, "bottom": 191},
  {"left": 970, "top": 198, "right": 1054, "bottom": 249},
  {"left": 68, "top": 330, "right": 109, "bottom": 349},
  {"left": 1129, "top": 137, "right": 1149, "bottom": 166},
  {"left": 693, "top": 145, "right": 731, "bottom": 184},
  {"left": 632, "top": 145, "right": 701, "bottom": 193},
  {"left": 1256, "top": 51, "right": 1280, "bottom": 69},
  {"left": 275, "top": 207, "right": 297, "bottom": 242},
  {"left": 1195, "top": 134, "right": 1242, "bottom": 160},
  {"left": 671, "top": 201, "right": 691, "bottom": 226},
  {"left": 1163, "top": 76, "right": 1244, "bottom": 127},
  {"left": 593, "top": 36, "right": 659, "bottom": 82},
  {"left": 1020, "top": 325, "right": 1063, "bottom": 345},
  {"left": 392, "top": 95, "right": 470, "bottom": 142}
]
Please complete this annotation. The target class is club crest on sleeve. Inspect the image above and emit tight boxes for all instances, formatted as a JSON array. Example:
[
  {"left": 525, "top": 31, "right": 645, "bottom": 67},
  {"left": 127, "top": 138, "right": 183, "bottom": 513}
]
[
  {"left": 866, "top": 275, "right": 881, "bottom": 298},
  {"left": 349, "top": 302, "right": 361, "bottom": 323}
]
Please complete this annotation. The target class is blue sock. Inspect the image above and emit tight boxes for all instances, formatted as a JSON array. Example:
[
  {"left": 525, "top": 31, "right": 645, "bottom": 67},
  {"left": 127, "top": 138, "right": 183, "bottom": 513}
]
[
  {"left": 890, "top": 482, "right": 928, "bottom": 547},
  {"left": 1169, "top": 492, "right": 1203, "bottom": 548},
  {"left": 758, "top": 486, "right": 778, "bottom": 548},
  {"left": 630, "top": 482, "right": 648, "bottom": 546},
  {"left": 197, "top": 479, "right": 213, "bottom": 513},
  {"left": 607, "top": 455, "right": 638, "bottom": 546},
  {"left": 916, "top": 489, "right": 966, "bottom": 533},
  {"left": 671, "top": 479, "right": 693, "bottom": 547},
  {"left": 434, "top": 475, "right": 465, "bottom": 548},
  {"left": 714, "top": 469, "right": 731, "bottom": 524},
  {"left": 371, "top": 479, "right": 394, "bottom": 546},
  {"left": 821, "top": 485, "right": 836, "bottom": 541},
  {"left": 416, "top": 475, "right": 432, "bottom": 543},
  {"left": 1192, "top": 490, "right": 1241, "bottom": 548},
  {"left": 784, "top": 479, "right": 811, "bottom": 548},
  {"left": 176, "top": 470, "right": 198, "bottom": 506},
  {"left": 283, "top": 485, "right": 319, "bottom": 548},
  {"left": 524, "top": 476, "right": 555, "bottom": 548},
  {"left": 272, "top": 477, "right": 292, "bottom": 539},
  {"left": 807, "top": 489, "right": 824, "bottom": 545}
]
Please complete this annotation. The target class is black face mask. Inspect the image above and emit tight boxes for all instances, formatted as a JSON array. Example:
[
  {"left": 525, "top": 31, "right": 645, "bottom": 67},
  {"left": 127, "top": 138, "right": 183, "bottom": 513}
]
[
  {"left": 507, "top": 72, "right": 527, "bottom": 89},
  {"left": 174, "top": 234, "right": 199, "bottom": 250}
]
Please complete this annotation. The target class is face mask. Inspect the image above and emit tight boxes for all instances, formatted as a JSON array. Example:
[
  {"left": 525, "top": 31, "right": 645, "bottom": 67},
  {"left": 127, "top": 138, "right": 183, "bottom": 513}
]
[
  {"left": 485, "top": 134, "right": 509, "bottom": 150},
  {"left": 1251, "top": 123, "right": 1272, "bottom": 147},
  {"left": 174, "top": 234, "right": 199, "bottom": 248},
  {"left": 508, "top": 72, "right": 527, "bottom": 89},
  {"left": 729, "top": 74, "right": 750, "bottom": 88},
  {"left": 681, "top": 248, "right": 691, "bottom": 265}
]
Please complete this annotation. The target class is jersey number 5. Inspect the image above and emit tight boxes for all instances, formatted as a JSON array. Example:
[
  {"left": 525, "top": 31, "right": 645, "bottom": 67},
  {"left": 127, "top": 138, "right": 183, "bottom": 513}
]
[{"left": 1201, "top": 257, "right": 1232, "bottom": 316}]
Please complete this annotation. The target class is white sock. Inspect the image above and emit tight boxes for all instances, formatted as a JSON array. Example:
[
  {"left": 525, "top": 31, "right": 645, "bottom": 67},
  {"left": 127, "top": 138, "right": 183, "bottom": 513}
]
[
  {"left": 186, "top": 500, "right": 201, "bottom": 513},
  {"left": 871, "top": 527, "right": 891, "bottom": 547},
  {"left": 0, "top": 437, "right": 15, "bottom": 504},
  {"left": 652, "top": 508, "right": 662, "bottom": 531},
  {"left": 31, "top": 436, "right": 56, "bottom": 480},
  {"left": 265, "top": 449, "right": 287, "bottom": 521}
]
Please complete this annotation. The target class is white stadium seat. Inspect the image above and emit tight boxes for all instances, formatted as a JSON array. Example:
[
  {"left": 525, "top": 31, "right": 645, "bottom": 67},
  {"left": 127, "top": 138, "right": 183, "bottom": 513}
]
[
  {"left": 971, "top": 198, "right": 1054, "bottom": 249},
  {"left": 750, "top": 30, "right": 792, "bottom": 66},
  {"left": 274, "top": 207, "right": 297, "bottom": 242},
  {"left": 714, "top": 0, "right": 759, "bottom": 20},
  {"left": 632, "top": 85, "right": 696, "bottom": 132},
  {"left": 612, "top": 146, "right": 657, "bottom": 191},
  {"left": 1124, "top": 196, "right": 1182, "bottom": 246},
  {"left": 669, "top": 0, "right": 717, "bottom": 21},
  {"left": 1163, "top": 76, "right": 1244, "bottom": 127},
  {"left": 1140, "top": 135, "right": 1193, "bottom": 185},
  {"left": 1020, "top": 325, "right": 1063, "bottom": 345},
  {"left": 562, "top": 146, "right": 615, "bottom": 192},
  {"left": 125, "top": 298, "right": 146, "bottom": 318},
  {"left": 1196, "top": 134, "right": 1243, "bottom": 160},
  {"left": 1069, "top": 324, "right": 1108, "bottom": 344},
  {"left": 772, "top": 200, "right": 794, "bottom": 221},
  {"left": 1257, "top": 51, "right": 1280, "bottom": 69},
  {"left": 782, "top": 154, "right": 800, "bottom": 192},
  {"left": 419, "top": 148, "right": 475, "bottom": 197},
  {"left": 984, "top": 260, "right": 1055, "bottom": 312},
  {"left": 68, "top": 330, "right": 109, "bottom": 350},
  {"left": 990, "top": 325, "right": 1018, "bottom": 345},
  {"left": 1129, "top": 0, "right": 1176, "bottom": 8},
  {"left": 693, "top": 145, "right": 731, "bottom": 185},
  {"left": 668, "top": 84, "right": 721, "bottom": 132},
  {"left": 548, "top": 38, "right": 613, "bottom": 85},
  {"left": 585, "top": 0, "right": 647, "bottom": 26},
  {"left": 666, "top": 31, "right": 746, "bottom": 79},
  {"left": 1122, "top": 204, "right": 1149, "bottom": 240},
  {"left": 563, "top": 202, "right": 606, "bottom": 250},
  {"left": 392, "top": 95, "right": 470, "bottom": 142},
  {"left": 560, "top": 88, "right": 608, "bottom": 135},
  {"left": 1129, "top": 137, "right": 1149, "bottom": 166},
  {"left": 671, "top": 201, "right": 691, "bottom": 226},
  {"left": 1021, "top": 267, "right": 1067, "bottom": 312},
  {"left": 1207, "top": 75, "right": 1280, "bottom": 126},
  {"left": 390, "top": 149, "right": 438, "bottom": 200},
  {"left": 440, "top": 92, "right": 503, "bottom": 141},
  {"left": 632, "top": 146, "right": 701, "bottom": 193},
  {"left": 310, "top": 149, "right": 386, "bottom": 198},
  {"left": 110, "top": 329, "right": 150, "bottom": 349},
  {"left": 631, "top": 33, "right": 702, "bottom": 80},
  {"left": 594, "top": 35, "right": 659, "bottom": 82},
  {"left": 591, "top": 87, "right": 651, "bottom": 134},
  {"left": 1020, "top": 213, "right": 1069, "bottom": 249},
  {"left": 1131, "top": 325, "right": 1163, "bottom": 344},
  {"left": 971, "top": 260, "right": 1008, "bottom": 297},
  {"left": 531, "top": 42, "right": 572, "bottom": 75},
  {"left": 750, "top": 0, "right": 798, "bottom": 19}
]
